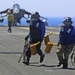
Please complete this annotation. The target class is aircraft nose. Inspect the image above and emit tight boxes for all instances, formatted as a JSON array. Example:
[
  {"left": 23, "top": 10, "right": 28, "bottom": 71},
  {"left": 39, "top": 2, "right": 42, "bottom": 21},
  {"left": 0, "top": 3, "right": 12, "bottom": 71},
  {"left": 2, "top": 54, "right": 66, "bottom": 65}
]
[{"left": 13, "top": 8, "right": 19, "bottom": 13}]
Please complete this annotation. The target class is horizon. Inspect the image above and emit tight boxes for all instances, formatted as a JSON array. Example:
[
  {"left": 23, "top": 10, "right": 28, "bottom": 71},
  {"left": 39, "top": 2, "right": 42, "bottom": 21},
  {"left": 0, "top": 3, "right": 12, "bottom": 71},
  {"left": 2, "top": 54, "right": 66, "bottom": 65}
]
[{"left": 1, "top": 17, "right": 75, "bottom": 26}]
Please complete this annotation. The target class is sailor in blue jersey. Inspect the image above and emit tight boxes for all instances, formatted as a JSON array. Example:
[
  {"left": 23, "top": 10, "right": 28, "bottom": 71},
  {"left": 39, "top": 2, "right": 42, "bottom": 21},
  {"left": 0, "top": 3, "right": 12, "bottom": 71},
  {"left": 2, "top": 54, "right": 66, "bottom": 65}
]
[
  {"left": 24, "top": 12, "right": 45, "bottom": 65},
  {"left": 57, "top": 17, "right": 75, "bottom": 69}
]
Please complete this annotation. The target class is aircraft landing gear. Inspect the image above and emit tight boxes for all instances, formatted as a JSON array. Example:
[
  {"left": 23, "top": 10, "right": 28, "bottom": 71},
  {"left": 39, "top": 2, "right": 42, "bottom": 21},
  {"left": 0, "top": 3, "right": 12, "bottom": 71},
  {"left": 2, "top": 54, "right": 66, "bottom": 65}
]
[{"left": 13, "top": 22, "right": 17, "bottom": 26}]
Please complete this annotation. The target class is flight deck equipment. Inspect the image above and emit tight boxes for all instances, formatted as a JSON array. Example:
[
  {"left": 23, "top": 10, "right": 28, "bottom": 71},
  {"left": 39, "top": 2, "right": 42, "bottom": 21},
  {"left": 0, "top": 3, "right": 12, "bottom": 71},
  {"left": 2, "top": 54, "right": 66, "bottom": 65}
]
[
  {"left": 30, "top": 41, "right": 40, "bottom": 55},
  {"left": 44, "top": 32, "right": 53, "bottom": 45},
  {"left": 70, "top": 47, "right": 75, "bottom": 67},
  {"left": 45, "top": 42, "right": 57, "bottom": 53}
]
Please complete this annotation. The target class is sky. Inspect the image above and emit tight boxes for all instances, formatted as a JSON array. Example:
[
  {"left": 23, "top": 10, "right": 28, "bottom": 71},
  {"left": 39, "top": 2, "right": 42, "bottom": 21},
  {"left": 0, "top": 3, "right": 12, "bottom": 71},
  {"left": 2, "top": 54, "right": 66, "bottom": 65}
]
[{"left": 0, "top": 0, "right": 75, "bottom": 17}]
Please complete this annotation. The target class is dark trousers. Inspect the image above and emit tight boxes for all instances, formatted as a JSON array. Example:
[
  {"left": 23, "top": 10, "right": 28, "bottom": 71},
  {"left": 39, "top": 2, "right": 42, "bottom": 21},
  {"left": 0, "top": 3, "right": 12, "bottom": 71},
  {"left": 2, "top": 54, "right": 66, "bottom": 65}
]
[
  {"left": 56, "top": 45, "right": 73, "bottom": 68},
  {"left": 8, "top": 21, "right": 12, "bottom": 33},
  {"left": 26, "top": 39, "right": 43, "bottom": 58}
]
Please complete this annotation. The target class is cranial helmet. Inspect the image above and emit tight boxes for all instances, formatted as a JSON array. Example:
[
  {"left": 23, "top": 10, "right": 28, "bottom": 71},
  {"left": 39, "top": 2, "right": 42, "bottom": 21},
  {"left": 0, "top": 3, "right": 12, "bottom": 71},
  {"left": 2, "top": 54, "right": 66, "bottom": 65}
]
[
  {"left": 63, "top": 17, "right": 73, "bottom": 24},
  {"left": 7, "top": 10, "right": 11, "bottom": 14},
  {"left": 31, "top": 12, "right": 40, "bottom": 19}
]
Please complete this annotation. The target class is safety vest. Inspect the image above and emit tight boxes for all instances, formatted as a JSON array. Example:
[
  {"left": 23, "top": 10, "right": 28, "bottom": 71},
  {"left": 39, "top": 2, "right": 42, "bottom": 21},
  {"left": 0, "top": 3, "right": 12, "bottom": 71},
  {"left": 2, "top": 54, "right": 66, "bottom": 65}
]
[
  {"left": 7, "top": 14, "right": 14, "bottom": 22},
  {"left": 59, "top": 25, "right": 75, "bottom": 45},
  {"left": 29, "top": 19, "right": 45, "bottom": 41}
]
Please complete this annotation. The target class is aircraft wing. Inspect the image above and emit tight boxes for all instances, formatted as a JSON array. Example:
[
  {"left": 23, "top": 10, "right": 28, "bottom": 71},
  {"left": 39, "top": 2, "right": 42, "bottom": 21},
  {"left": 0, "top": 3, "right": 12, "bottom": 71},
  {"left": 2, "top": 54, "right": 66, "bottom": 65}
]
[
  {"left": 0, "top": 9, "right": 13, "bottom": 14},
  {"left": 0, "top": 9, "right": 13, "bottom": 22},
  {"left": 25, "top": 10, "right": 31, "bottom": 15},
  {"left": 21, "top": 9, "right": 47, "bottom": 20},
  {"left": 21, "top": 9, "right": 31, "bottom": 15},
  {"left": 20, "top": 9, "right": 31, "bottom": 17}
]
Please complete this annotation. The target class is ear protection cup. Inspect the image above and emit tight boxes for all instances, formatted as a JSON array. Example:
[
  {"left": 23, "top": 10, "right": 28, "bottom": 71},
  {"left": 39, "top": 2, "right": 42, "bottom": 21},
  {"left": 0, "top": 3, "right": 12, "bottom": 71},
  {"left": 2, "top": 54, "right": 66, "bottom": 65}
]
[
  {"left": 63, "top": 17, "right": 73, "bottom": 24},
  {"left": 31, "top": 12, "right": 40, "bottom": 19}
]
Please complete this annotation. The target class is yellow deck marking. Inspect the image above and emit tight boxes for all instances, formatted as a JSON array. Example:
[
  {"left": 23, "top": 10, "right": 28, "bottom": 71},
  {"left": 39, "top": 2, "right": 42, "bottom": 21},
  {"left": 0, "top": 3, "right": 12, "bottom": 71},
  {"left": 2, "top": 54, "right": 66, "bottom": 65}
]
[
  {"left": 19, "top": 27, "right": 59, "bottom": 35},
  {"left": 19, "top": 27, "right": 29, "bottom": 30}
]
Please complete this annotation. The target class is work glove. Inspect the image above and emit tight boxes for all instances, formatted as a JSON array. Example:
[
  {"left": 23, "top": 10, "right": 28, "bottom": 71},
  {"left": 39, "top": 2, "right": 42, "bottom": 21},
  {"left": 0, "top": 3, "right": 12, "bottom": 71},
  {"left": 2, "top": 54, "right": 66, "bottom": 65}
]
[
  {"left": 57, "top": 42, "right": 62, "bottom": 49},
  {"left": 25, "top": 35, "right": 29, "bottom": 41},
  {"left": 57, "top": 42, "right": 60, "bottom": 46}
]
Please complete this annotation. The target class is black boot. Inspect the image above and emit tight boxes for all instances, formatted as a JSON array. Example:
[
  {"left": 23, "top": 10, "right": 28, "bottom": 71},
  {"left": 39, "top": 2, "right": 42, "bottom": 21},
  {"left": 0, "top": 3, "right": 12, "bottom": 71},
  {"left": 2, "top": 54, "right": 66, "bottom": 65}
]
[
  {"left": 63, "top": 63, "right": 68, "bottom": 69},
  {"left": 23, "top": 62, "right": 29, "bottom": 65},
  {"left": 40, "top": 54, "right": 45, "bottom": 63},
  {"left": 57, "top": 62, "right": 62, "bottom": 67},
  {"left": 57, "top": 58, "right": 63, "bottom": 67},
  {"left": 23, "top": 57, "right": 30, "bottom": 65},
  {"left": 62, "top": 59, "right": 68, "bottom": 69}
]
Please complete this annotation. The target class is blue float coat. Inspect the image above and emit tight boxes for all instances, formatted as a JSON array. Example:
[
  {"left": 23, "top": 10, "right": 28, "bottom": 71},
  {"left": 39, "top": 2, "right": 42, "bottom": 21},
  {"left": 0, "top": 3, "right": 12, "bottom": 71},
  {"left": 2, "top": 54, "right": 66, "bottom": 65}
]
[
  {"left": 58, "top": 25, "right": 75, "bottom": 45},
  {"left": 28, "top": 19, "right": 45, "bottom": 41}
]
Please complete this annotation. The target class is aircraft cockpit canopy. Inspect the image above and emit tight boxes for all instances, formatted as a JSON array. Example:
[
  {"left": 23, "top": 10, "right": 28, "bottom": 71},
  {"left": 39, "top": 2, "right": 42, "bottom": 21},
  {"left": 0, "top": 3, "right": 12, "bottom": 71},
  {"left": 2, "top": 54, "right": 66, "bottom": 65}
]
[
  {"left": 13, "top": 4, "right": 20, "bottom": 14},
  {"left": 13, "top": 4, "right": 20, "bottom": 9}
]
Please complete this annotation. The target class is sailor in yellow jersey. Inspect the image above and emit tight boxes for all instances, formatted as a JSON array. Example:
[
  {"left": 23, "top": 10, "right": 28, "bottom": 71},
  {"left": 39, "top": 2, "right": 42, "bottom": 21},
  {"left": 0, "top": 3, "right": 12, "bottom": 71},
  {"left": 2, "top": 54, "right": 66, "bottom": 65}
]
[{"left": 7, "top": 10, "right": 14, "bottom": 33}]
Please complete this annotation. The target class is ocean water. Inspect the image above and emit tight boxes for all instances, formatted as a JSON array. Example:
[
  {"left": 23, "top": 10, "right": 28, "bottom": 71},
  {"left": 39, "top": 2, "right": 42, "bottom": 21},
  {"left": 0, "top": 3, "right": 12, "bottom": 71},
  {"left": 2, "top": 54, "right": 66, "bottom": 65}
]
[{"left": 0, "top": 17, "right": 75, "bottom": 26}]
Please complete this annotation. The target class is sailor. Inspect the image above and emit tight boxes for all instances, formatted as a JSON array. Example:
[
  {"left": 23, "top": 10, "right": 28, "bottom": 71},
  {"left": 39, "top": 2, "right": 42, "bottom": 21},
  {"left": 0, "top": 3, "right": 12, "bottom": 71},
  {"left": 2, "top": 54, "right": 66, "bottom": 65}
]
[
  {"left": 7, "top": 9, "right": 14, "bottom": 33},
  {"left": 24, "top": 12, "right": 46, "bottom": 65},
  {"left": 57, "top": 17, "right": 75, "bottom": 69}
]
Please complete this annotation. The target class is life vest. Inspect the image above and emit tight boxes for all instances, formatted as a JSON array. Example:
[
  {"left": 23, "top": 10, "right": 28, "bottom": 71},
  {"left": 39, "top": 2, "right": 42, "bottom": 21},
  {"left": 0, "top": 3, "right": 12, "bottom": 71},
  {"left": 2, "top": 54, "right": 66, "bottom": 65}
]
[
  {"left": 30, "top": 19, "right": 42, "bottom": 41},
  {"left": 7, "top": 14, "right": 14, "bottom": 22},
  {"left": 60, "top": 26, "right": 75, "bottom": 45}
]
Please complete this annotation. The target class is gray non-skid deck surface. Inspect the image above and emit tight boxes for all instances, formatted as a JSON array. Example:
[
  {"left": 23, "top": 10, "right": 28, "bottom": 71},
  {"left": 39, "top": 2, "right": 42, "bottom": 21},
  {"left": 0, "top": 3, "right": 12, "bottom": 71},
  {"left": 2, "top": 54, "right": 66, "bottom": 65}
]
[{"left": 0, "top": 26, "right": 75, "bottom": 75}]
